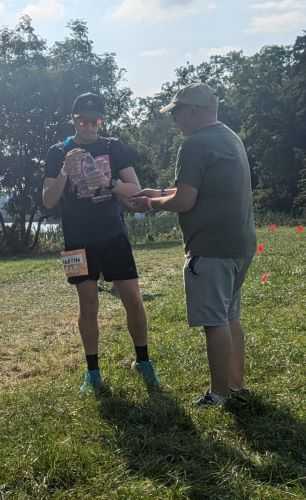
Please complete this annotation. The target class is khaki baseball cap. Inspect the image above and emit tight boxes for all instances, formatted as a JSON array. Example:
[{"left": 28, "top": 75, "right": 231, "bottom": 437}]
[{"left": 160, "top": 82, "right": 218, "bottom": 113}]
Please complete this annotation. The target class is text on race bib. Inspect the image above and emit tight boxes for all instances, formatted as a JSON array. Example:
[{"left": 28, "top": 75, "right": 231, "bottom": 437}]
[{"left": 61, "top": 249, "right": 89, "bottom": 277}]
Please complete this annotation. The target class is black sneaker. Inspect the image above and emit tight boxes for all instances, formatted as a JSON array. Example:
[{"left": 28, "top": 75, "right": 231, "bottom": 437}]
[
  {"left": 230, "top": 387, "right": 251, "bottom": 402},
  {"left": 193, "top": 390, "right": 226, "bottom": 408}
]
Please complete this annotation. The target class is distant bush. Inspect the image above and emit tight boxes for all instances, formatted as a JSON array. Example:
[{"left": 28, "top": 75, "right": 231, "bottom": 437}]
[
  {"left": 35, "top": 213, "right": 181, "bottom": 253},
  {"left": 32, "top": 210, "right": 305, "bottom": 254},
  {"left": 254, "top": 210, "right": 305, "bottom": 227},
  {"left": 125, "top": 212, "right": 181, "bottom": 244},
  {"left": 37, "top": 224, "right": 64, "bottom": 253}
]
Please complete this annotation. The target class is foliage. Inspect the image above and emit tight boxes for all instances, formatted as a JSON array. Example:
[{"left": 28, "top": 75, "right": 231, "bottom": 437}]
[
  {"left": 1, "top": 19, "right": 306, "bottom": 255},
  {"left": 0, "top": 17, "right": 132, "bottom": 254},
  {"left": 127, "top": 37, "right": 306, "bottom": 217}
]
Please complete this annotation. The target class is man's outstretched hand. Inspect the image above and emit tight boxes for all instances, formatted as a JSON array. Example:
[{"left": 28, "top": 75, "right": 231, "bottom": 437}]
[
  {"left": 130, "top": 196, "right": 152, "bottom": 212},
  {"left": 132, "top": 188, "right": 161, "bottom": 198}
]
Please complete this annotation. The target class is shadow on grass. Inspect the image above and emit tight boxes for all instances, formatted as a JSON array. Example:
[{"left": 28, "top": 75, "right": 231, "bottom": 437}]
[
  {"left": 142, "top": 292, "right": 164, "bottom": 302},
  {"left": 97, "top": 283, "right": 163, "bottom": 301},
  {"left": 227, "top": 393, "right": 306, "bottom": 490},
  {"left": 98, "top": 388, "right": 250, "bottom": 500}
]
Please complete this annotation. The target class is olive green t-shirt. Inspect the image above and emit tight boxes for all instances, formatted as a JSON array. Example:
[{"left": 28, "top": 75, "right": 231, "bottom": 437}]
[{"left": 175, "top": 122, "right": 256, "bottom": 258}]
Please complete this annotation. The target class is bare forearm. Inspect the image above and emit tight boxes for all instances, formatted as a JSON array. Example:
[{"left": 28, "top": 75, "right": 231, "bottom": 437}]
[
  {"left": 151, "top": 194, "right": 182, "bottom": 212},
  {"left": 132, "top": 184, "right": 196, "bottom": 213},
  {"left": 43, "top": 173, "right": 67, "bottom": 209},
  {"left": 112, "top": 181, "right": 140, "bottom": 197}
]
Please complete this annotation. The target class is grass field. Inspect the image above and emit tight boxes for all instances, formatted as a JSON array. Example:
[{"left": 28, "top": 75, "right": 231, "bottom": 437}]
[{"left": 0, "top": 227, "right": 305, "bottom": 499}]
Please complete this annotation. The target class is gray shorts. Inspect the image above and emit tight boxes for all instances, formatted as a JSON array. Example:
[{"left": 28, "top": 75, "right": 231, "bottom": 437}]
[{"left": 183, "top": 256, "right": 253, "bottom": 327}]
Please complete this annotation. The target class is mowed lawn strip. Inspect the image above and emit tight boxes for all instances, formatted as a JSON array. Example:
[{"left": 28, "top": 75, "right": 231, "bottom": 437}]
[{"left": 0, "top": 227, "right": 305, "bottom": 499}]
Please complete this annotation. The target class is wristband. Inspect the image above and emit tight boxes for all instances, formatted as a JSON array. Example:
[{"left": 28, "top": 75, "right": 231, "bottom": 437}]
[{"left": 161, "top": 188, "right": 166, "bottom": 197}]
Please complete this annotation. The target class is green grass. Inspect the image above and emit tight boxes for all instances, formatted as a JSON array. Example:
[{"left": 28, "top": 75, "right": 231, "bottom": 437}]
[{"left": 0, "top": 227, "right": 305, "bottom": 499}]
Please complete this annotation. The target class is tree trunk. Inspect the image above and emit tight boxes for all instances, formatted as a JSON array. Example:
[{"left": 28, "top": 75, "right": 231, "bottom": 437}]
[
  {"left": 30, "top": 214, "right": 47, "bottom": 250},
  {"left": 24, "top": 205, "right": 38, "bottom": 247},
  {"left": 0, "top": 210, "right": 7, "bottom": 238}
]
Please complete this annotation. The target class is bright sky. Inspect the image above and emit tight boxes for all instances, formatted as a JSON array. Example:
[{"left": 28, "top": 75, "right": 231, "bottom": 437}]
[{"left": 1, "top": 0, "right": 306, "bottom": 97}]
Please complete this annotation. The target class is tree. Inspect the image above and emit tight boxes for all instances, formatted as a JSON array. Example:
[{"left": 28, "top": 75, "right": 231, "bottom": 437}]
[
  {"left": 129, "top": 38, "right": 306, "bottom": 217},
  {"left": 0, "top": 16, "right": 49, "bottom": 253},
  {"left": 0, "top": 17, "right": 133, "bottom": 254}
]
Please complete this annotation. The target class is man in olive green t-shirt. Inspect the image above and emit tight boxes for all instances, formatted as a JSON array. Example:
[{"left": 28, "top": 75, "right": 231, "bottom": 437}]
[{"left": 132, "top": 83, "right": 256, "bottom": 408}]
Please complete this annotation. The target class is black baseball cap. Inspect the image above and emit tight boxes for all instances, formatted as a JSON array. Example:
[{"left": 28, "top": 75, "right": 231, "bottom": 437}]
[{"left": 72, "top": 92, "right": 105, "bottom": 119}]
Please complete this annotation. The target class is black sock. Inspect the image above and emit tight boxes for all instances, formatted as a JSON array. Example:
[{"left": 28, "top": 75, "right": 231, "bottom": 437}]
[
  {"left": 86, "top": 354, "right": 99, "bottom": 371},
  {"left": 135, "top": 345, "right": 149, "bottom": 363}
]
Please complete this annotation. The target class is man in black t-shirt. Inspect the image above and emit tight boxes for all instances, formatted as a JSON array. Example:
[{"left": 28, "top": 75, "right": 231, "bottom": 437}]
[{"left": 43, "top": 92, "right": 159, "bottom": 394}]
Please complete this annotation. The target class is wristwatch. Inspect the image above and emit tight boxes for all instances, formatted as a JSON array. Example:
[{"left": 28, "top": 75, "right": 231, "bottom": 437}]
[{"left": 161, "top": 188, "right": 167, "bottom": 196}]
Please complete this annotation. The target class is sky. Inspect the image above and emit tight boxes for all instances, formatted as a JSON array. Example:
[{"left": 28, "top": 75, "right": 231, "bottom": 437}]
[{"left": 1, "top": 0, "right": 306, "bottom": 97}]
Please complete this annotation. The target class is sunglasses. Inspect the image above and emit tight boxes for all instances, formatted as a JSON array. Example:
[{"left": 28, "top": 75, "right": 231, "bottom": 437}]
[{"left": 74, "top": 116, "right": 102, "bottom": 127}]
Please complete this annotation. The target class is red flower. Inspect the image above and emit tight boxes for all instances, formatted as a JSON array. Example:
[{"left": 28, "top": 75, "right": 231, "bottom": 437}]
[
  {"left": 295, "top": 225, "right": 305, "bottom": 234},
  {"left": 268, "top": 224, "right": 278, "bottom": 233},
  {"left": 260, "top": 272, "right": 271, "bottom": 284},
  {"left": 257, "top": 243, "right": 265, "bottom": 255}
]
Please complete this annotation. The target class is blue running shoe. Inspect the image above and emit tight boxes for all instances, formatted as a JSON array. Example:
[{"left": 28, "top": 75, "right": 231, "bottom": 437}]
[
  {"left": 131, "top": 360, "right": 160, "bottom": 387},
  {"left": 80, "top": 369, "right": 104, "bottom": 396}
]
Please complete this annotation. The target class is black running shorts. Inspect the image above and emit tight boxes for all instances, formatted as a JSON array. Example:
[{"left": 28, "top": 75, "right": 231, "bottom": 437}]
[{"left": 67, "top": 234, "right": 138, "bottom": 285}]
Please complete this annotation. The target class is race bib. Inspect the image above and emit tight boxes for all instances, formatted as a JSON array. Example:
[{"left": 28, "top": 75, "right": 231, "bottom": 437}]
[{"left": 61, "top": 249, "right": 88, "bottom": 277}]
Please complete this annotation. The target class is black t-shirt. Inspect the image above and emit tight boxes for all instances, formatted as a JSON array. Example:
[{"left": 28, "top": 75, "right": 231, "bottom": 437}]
[{"left": 45, "top": 136, "right": 138, "bottom": 249}]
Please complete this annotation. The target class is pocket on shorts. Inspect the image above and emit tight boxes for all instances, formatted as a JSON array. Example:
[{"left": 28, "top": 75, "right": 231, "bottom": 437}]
[
  {"left": 230, "top": 257, "right": 251, "bottom": 297},
  {"left": 185, "top": 256, "right": 201, "bottom": 277}
]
